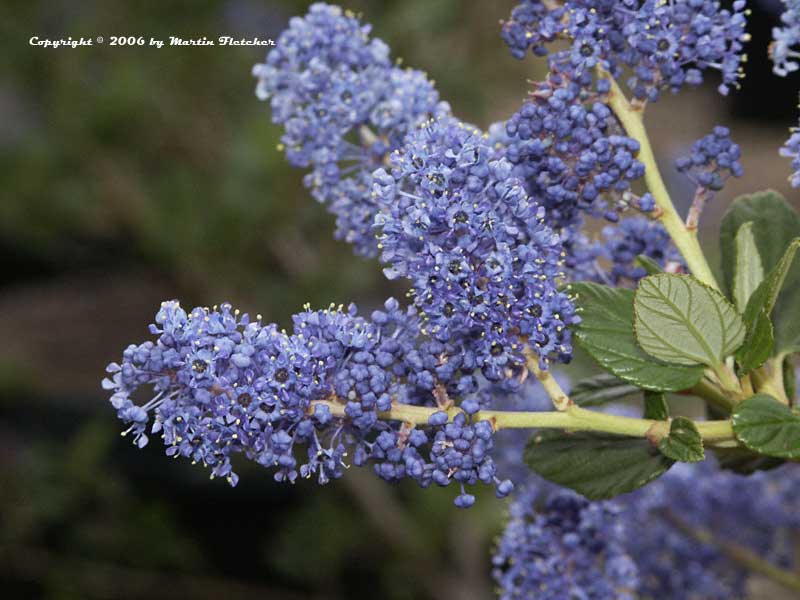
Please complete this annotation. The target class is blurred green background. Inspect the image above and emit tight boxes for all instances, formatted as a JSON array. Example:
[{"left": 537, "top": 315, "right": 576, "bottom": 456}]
[{"left": 1, "top": 1, "right": 798, "bottom": 598}]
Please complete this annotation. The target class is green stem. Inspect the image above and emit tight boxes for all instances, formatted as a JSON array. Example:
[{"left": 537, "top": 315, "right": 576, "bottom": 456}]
[
  {"left": 602, "top": 73, "right": 720, "bottom": 291},
  {"left": 664, "top": 512, "right": 800, "bottom": 594},
  {"left": 527, "top": 355, "right": 570, "bottom": 411},
  {"left": 711, "top": 363, "right": 744, "bottom": 400},
  {"left": 752, "top": 359, "right": 790, "bottom": 405},
  {"left": 690, "top": 377, "right": 736, "bottom": 412},
  {"left": 768, "top": 355, "right": 789, "bottom": 403},
  {"left": 523, "top": 352, "right": 733, "bottom": 440},
  {"left": 310, "top": 399, "right": 735, "bottom": 443}
]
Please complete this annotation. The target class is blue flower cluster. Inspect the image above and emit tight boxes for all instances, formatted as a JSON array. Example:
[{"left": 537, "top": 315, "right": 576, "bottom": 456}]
[
  {"left": 570, "top": 216, "right": 683, "bottom": 286},
  {"left": 780, "top": 123, "right": 800, "bottom": 187},
  {"left": 372, "top": 116, "right": 578, "bottom": 377},
  {"left": 365, "top": 409, "right": 513, "bottom": 508},
  {"left": 501, "top": 0, "right": 750, "bottom": 99},
  {"left": 503, "top": 79, "right": 646, "bottom": 230},
  {"left": 623, "top": 460, "right": 800, "bottom": 598},
  {"left": 253, "top": 3, "right": 449, "bottom": 255},
  {"left": 774, "top": 2, "right": 800, "bottom": 186},
  {"left": 493, "top": 451, "right": 800, "bottom": 598},
  {"left": 492, "top": 486, "right": 638, "bottom": 600},
  {"left": 676, "top": 126, "right": 743, "bottom": 193},
  {"left": 772, "top": 0, "right": 800, "bottom": 76},
  {"left": 104, "top": 299, "right": 513, "bottom": 505}
]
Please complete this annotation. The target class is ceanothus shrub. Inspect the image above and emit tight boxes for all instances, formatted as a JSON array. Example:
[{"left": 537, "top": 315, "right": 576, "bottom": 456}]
[{"left": 104, "top": 3, "right": 800, "bottom": 597}]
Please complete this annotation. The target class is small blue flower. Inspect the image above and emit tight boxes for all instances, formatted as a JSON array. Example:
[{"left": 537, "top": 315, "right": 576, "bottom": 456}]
[
  {"left": 780, "top": 125, "right": 800, "bottom": 187},
  {"left": 772, "top": 0, "right": 800, "bottom": 76},
  {"left": 676, "top": 126, "right": 743, "bottom": 193}
]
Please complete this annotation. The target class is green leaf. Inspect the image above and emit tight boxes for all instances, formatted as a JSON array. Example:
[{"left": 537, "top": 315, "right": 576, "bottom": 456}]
[
  {"left": 657, "top": 416, "right": 704, "bottom": 462},
  {"left": 570, "top": 283, "right": 704, "bottom": 392},
  {"left": 635, "top": 254, "right": 664, "bottom": 276},
  {"left": 721, "top": 191, "right": 800, "bottom": 355},
  {"left": 713, "top": 447, "right": 785, "bottom": 475},
  {"left": 643, "top": 391, "right": 669, "bottom": 420},
  {"left": 732, "top": 222, "right": 764, "bottom": 312},
  {"left": 735, "top": 309, "right": 774, "bottom": 374},
  {"left": 743, "top": 239, "right": 799, "bottom": 323},
  {"left": 735, "top": 240, "right": 798, "bottom": 372},
  {"left": 633, "top": 274, "right": 745, "bottom": 367},
  {"left": 720, "top": 190, "right": 800, "bottom": 294},
  {"left": 732, "top": 394, "right": 800, "bottom": 458},
  {"left": 744, "top": 238, "right": 800, "bottom": 355},
  {"left": 524, "top": 430, "right": 673, "bottom": 500},
  {"left": 570, "top": 374, "right": 640, "bottom": 407}
]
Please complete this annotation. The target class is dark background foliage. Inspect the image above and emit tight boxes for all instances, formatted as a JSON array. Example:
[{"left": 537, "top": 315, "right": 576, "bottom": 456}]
[{"left": 1, "top": 1, "right": 797, "bottom": 598}]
